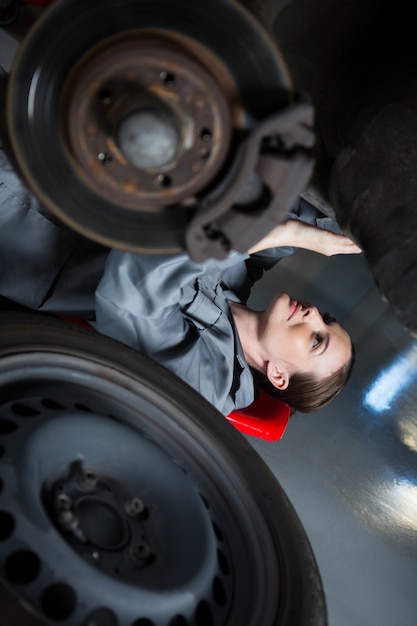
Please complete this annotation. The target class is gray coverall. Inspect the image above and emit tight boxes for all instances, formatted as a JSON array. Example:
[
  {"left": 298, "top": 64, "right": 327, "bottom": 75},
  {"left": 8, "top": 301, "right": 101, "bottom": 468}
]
[{"left": 0, "top": 146, "right": 337, "bottom": 414}]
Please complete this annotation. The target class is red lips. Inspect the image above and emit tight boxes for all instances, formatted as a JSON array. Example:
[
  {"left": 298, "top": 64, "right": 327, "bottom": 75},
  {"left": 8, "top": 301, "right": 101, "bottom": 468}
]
[{"left": 288, "top": 299, "right": 300, "bottom": 321}]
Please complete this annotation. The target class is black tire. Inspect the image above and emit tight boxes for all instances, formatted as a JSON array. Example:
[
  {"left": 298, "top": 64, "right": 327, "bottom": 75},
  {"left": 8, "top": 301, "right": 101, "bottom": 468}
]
[{"left": 0, "top": 311, "right": 326, "bottom": 626}]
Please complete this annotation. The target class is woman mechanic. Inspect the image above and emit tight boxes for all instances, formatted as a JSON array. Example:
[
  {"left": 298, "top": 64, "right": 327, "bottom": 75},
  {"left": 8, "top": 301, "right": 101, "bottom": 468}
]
[{"left": 0, "top": 147, "right": 361, "bottom": 415}]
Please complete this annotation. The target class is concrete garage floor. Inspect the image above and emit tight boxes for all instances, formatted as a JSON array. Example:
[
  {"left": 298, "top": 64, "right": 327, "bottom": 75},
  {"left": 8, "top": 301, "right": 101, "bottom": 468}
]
[
  {"left": 2, "top": 5, "right": 417, "bottom": 625},
  {"left": 247, "top": 248, "right": 417, "bottom": 626}
]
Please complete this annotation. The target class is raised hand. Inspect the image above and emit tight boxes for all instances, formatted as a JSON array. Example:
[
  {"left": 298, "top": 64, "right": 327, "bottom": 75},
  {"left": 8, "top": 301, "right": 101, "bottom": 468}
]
[{"left": 248, "top": 219, "right": 362, "bottom": 256}]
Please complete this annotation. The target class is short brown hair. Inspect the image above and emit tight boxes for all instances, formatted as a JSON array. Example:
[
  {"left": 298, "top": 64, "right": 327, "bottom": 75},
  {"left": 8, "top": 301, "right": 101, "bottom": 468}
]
[{"left": 252, "top": 343, "right": 356, "bottom": 414}]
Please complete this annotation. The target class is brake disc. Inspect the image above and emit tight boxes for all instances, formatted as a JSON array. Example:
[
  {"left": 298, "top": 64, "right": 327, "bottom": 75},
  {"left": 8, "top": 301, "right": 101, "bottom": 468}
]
[{"left": 5, "top": 0, "right": 314, "bottom": 258}]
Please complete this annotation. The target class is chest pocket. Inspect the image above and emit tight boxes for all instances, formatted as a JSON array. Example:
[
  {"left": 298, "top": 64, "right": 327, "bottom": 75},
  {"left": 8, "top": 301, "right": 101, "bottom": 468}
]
[{"left": 182, "top": 281, "right": 223, "bottom": 331}]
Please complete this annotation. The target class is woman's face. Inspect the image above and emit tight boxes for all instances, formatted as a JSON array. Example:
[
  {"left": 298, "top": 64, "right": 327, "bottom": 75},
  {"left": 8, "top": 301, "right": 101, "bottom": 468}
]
[{"left": 260, "top": 293, "right": 352, "bottom": 383}]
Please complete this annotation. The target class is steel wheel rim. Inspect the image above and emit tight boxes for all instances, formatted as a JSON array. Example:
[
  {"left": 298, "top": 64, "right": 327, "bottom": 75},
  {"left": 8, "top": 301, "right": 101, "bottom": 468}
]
[{"left": 0, "top": 349, "right": 280, "bottom": 626}]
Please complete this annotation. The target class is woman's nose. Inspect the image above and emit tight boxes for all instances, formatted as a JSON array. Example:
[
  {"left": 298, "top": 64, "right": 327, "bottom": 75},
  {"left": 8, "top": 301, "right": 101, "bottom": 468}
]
[{"left": 302, "top": 304, "right": 320, "bottom": 321}]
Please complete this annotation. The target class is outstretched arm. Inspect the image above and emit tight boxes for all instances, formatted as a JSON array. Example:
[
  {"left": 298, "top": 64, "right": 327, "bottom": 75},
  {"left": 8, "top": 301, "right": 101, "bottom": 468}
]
[{"left": 248, "top": 219, "right": 362, "bottom": 256}]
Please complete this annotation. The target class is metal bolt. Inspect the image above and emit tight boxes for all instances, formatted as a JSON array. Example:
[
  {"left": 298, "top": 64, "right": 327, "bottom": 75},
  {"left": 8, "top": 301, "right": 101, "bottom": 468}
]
[
  {"left": 70, "top": 519, "right": 88, "bottom": 544},
  {"left": 160, "top": 70, "right": 175, "bottom": 86},
  {"left": 125, "top": 497, "right": 145, "bottom": 517},
  {"left": 80, "top": 470, "right": 98, "bottom": 491},
  {"left": 58, "top": 509, "right": 87, "bottom": 544},
  {"left": 55, "top": 493, "right": 72, "bottom": 512},
  {"left": 200, "top": 128, "right": 212, "bottom": 142},
  {"left": 133, "top": 540, "right": 151, "bottom": 560},
  {"left": 59, "top": 510, "right": 75, "bottom": 525},
  {"left": 157, "top": 174, "right": 172, "bottom": 187},
  {"left": 98, "top": 152, "right": 112, "bottom": 166},
  {"left": 99, "top": 89, "right": 112, "bottom": 105}
]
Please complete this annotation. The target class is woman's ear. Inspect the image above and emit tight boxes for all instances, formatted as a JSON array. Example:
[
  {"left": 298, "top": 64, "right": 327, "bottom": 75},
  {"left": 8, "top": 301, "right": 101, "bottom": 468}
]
[{"left": 266, "top": 362, "right": 290, "bottom": 390}]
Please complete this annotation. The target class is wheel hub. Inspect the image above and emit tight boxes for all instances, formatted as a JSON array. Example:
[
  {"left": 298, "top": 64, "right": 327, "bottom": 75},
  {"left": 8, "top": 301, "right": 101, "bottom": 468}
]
[
  {"left": 60, "top": 32, "right": 232, "bottom": 210},
  {"left": 117, "top": 107, "right": 181, "bottom": 170},
  {"left": 44, "top": 462, "right": 161, "bottom": 576},
  {"left": 54, "top": 492, "right": 131, "bottom": 551}
]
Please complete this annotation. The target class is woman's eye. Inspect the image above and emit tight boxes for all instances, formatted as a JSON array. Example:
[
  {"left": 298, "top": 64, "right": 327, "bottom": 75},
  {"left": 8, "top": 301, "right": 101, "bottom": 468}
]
[{"left": 313, "top": 334, "right": 323, "bottom": 349}]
